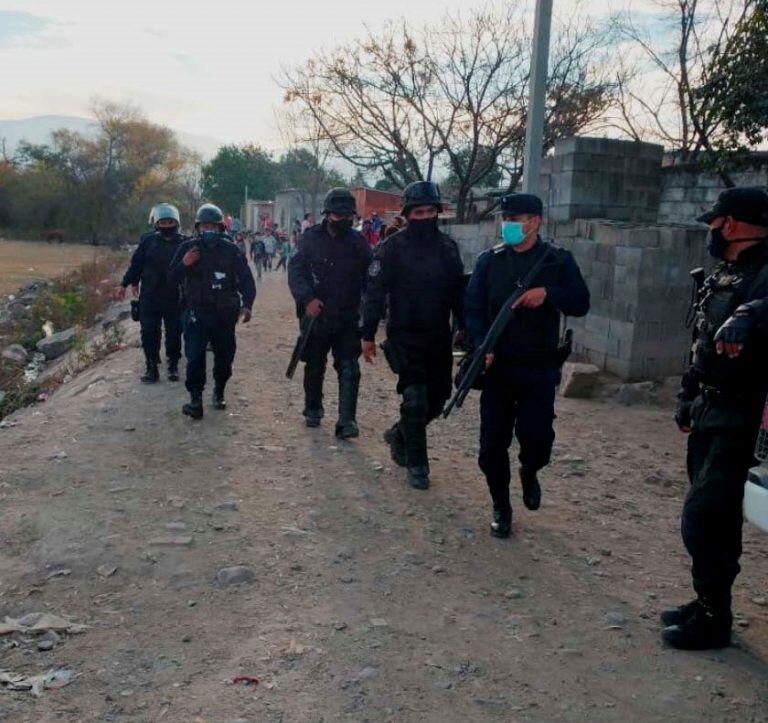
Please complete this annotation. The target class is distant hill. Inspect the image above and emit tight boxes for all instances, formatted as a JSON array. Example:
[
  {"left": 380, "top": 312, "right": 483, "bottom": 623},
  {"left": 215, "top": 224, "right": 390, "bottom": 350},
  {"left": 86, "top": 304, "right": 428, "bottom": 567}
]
[{"left": 0, "top": 115, "right": 222, "bottom": 160}]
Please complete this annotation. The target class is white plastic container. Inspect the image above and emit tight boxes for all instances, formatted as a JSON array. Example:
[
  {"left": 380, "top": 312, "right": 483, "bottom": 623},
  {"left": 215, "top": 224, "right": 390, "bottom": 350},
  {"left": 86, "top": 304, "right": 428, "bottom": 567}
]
[{"left": 745, "top": 467, "right": 768, "bottom": 534}]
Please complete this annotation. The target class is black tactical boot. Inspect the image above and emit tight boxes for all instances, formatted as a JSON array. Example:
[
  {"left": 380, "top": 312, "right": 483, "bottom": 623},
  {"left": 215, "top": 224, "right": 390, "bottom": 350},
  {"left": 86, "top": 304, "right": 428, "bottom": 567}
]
[
  {"left": 383, "top": 423, "right": 407, "bottom": 467},
  {"left": 406, "top": 465, "right": 430, "bottom": 490},
  {"left": 182, "top": 391, "right": 204, "bottom": 420},
  {"left": 335, "top": 361, "right": 360, "bottom": 439},
  {"left": 212, "top": 385, "right": 227, "bottom": 410},
  {"left": 167, "top": 360, "right": 180, "bottom": 382},
  {"left": 490, "top": 508, "right": 512, "bottom": 538},
  {"left": 401, "top": 385, "right": 430, "bottom": 490},
  {"left": 660, "top": 599, "right": 701, "bottom": 628},
  {"left": 520, "top": 467, "right": 542, "bottom": 511},
  {"left": 489, "top": 481, "right": 512, "bottom": 538},
  {"left": 304, "top": 411, "right": 323, "bottom": 428},
  {"left": 303, "top": 361, "right": 325, "bottom": 428},
  {"left": 662, "top": 598, "right": 732, "bottom": 650},
  {"left": 141, "top": 360, "right": 159, "bottom": 384}
]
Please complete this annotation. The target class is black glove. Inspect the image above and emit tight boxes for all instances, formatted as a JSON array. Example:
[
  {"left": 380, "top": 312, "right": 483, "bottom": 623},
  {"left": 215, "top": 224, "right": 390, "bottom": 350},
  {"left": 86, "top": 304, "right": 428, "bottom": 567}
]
[
  {"left": 675, "top": 398, "right": 692, "bottom": 430},
  {"left": 714, "top": 305, "right": 755, "bottom": 350}
]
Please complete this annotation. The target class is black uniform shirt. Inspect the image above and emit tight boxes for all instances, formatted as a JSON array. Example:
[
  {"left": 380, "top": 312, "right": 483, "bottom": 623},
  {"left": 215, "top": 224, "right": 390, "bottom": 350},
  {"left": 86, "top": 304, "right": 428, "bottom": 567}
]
[
  {"left": 122, "top": 230, "right": 186, "bottom": 302},
  {"left": 361, "top": 227, "right": 465, "bottom": 343},
  {"left": 287, "top": 221, "right": 372, "bottom": 314}
]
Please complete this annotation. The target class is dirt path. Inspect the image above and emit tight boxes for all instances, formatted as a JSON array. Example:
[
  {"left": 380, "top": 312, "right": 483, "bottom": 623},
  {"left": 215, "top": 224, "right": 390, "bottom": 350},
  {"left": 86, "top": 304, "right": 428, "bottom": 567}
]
[{"left": 1, "top": 271, "right": 767, "bottom": 722}]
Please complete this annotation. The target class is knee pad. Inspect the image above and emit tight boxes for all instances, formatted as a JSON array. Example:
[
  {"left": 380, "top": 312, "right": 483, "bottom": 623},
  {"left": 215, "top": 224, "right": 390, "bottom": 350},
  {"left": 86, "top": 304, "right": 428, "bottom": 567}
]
[{"left": 401, "top": 384, "right": 428, "bottom": 418}]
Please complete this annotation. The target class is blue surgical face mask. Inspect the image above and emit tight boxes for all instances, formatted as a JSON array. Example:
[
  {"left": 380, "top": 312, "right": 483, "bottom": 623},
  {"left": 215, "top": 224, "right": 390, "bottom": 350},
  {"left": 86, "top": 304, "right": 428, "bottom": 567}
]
[{"left": 501, "top": 221, "right": 525, "bottom": 246}]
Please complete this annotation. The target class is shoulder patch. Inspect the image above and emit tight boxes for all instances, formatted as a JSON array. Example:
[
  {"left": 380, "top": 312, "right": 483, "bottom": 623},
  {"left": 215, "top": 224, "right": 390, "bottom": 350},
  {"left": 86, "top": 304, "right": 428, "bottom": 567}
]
[
  {"left": 491, "top": 243, "right": 506, "bottom": 255},
  {"left": 368, "top": 259, "right": 382, "bottom": 278}
]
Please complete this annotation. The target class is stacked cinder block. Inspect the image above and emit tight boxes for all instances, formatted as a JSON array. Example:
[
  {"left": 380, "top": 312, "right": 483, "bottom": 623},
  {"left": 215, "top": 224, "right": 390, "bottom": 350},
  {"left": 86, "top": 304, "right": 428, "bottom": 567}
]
[
  {"left": 446, "top": 221, "right": 497, "bottom": 270},
  {"left": 561, "top": 220, "right": 709, "bottom": 380},
  {"left": 658, "top": 166, "right": 768, "bottom": 223},
  {"left": 542, "top": 137, "right": 664, "bottom": 224}
]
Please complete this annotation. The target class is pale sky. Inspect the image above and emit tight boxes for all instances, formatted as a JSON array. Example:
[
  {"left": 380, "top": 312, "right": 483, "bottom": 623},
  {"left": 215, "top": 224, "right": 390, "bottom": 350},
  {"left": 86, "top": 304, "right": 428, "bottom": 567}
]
[{"left": 0, "top": 0, "right": 651, "bottom": 150}]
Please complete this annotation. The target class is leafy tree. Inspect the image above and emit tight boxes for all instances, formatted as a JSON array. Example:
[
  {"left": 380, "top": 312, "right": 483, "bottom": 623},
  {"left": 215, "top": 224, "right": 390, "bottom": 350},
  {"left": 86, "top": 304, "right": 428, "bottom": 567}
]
[
  {"left": 201, "top": 144, "right": 279, "bottom": 213},
  {"left": 5, "top": 100, "right": 201, "bottom": 242},
  {"left": 694, "top": 1, "right": 768, "bottom": 172}
]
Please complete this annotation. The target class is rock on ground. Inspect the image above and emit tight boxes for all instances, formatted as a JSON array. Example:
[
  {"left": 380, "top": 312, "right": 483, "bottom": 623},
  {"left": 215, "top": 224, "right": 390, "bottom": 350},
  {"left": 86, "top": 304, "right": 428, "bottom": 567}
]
[
  {"left": 615, "top": 381, "right": 656, "bottom": 406},
  {"left": 560, "top": 362, "right": 601, "bottom": 398},
  {"left": 36, "top": 328, "right": 77, "bottom": 361},
  {"left": 1, "top": 344, "right": 29, "bottom": 366}
]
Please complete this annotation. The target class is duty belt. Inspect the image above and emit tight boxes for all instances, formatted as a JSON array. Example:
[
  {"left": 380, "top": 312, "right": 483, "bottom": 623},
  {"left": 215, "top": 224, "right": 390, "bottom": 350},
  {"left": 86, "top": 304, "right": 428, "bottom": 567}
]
[{"left": 701, "top": 385, "right": 747, "bottom": 403}]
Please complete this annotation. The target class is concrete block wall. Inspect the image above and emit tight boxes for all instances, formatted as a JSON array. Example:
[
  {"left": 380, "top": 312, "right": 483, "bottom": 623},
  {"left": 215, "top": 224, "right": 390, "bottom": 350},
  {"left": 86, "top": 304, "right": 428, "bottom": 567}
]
[
  {"left": 541, "top": 137, "right": 664, "bottom": 224},
  {"left": 658, "top": 166, "right": 768, "bottom": 223},
  {"left": 559, "top": 220, "right": 709, "bottom": 380},
  {"left": 444, "top": 220, "right": 497, "bottom": 270}
]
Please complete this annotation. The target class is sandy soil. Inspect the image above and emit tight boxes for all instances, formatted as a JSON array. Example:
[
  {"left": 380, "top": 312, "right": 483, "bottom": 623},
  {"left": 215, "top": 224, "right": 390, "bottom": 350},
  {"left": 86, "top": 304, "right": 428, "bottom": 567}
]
[
  {"left": 0, "top": 240, "right": 110, "bottom": 296},
  {"left": 0, "top": 270, "right": 766, "bottom": 722}
]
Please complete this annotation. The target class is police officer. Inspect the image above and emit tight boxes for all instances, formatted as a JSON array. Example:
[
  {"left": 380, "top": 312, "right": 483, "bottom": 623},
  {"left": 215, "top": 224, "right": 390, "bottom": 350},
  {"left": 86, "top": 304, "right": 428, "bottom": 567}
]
[
  {"left": 361, "top": 181, "right": 465, "bottom": 490},
  {"left": 288, "top": 188, "right": 372, "bottom": 438},
  {"left": 464, "top": 193, "right": 590, "bottom": 538},
  {"left": 662, "top": 187, "right": 768, "bottom": 650},
  {"left": 119, "top": 203, "right": 185, "bottom": 383},
  {"left": 168, "top": 203, "right": 256, "bottom": 420}
]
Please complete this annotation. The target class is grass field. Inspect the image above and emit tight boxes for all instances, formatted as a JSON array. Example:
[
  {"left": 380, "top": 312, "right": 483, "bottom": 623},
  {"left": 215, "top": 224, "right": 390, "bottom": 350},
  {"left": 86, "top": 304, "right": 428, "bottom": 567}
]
[{"left": 0, "top": 240, "right": 112, "bottom": 296}]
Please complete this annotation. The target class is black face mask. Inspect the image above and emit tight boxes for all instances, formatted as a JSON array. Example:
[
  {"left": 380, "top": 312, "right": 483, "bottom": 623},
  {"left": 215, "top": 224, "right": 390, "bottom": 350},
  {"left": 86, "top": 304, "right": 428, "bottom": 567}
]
[
  {"left": 329, "top": 219, "right": 353, "bottom": 236},
  {"left": 707, "top": 227, "right": 728, "bottom": 259},
  {"left": 407, "top": 217, "right": 438, "bottom": 241},
  {"left": 159, "top": 226, "right": 177, "bottom": 237},
  {"left": 200, "top": 230, "right": 219, "bottom": 248}
]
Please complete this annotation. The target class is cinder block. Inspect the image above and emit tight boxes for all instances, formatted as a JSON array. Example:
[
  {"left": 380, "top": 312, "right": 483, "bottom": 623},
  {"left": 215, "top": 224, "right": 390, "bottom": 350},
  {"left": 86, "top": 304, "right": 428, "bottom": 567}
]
[{"left": 615, "top": 246, "right": 643, "bottom": 267}]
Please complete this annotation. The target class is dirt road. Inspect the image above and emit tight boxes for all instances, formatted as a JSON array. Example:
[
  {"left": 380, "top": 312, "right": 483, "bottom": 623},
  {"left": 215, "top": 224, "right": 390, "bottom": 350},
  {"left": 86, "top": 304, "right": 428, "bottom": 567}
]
[{"left": 1, "top": 271, "right": 767, "bottom": 722}]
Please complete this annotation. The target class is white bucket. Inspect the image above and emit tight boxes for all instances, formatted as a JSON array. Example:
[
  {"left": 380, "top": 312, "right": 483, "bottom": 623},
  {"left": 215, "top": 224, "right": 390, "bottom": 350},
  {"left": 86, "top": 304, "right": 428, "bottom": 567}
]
[{"left": 745, "top": 466, "right": 768, "bottom": 534}]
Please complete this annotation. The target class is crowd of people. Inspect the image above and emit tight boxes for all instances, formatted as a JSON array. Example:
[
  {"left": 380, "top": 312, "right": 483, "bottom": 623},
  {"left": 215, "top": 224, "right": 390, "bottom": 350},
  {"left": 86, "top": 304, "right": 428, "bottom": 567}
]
[{"left": 118, "top": 182, "right": 768, "bottom": 654}]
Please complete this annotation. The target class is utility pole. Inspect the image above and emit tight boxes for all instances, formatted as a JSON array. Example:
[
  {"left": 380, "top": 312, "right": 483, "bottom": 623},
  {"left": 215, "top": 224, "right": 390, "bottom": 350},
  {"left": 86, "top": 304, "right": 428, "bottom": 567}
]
[{"left": 522, "top": 0, "right": 553, "bottom": 196}]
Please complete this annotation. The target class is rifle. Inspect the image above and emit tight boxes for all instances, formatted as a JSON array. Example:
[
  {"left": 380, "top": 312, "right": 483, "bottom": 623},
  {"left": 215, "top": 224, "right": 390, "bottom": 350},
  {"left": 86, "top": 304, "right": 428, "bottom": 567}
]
[
  {"left": 286, "top": 315, "right": 317, "bottom": 380},
  {"left": 443, "top": 248, "right": 555, "bottom": 418}
]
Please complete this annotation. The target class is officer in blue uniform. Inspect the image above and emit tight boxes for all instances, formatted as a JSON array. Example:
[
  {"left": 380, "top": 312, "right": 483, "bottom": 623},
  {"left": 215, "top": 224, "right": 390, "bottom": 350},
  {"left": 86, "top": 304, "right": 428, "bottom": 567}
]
[
  {"left": 361, "top": 182, "right": 465, "bottom": 490},
  {"left": 288, "top": 188, "right": 372, "bottom": 438},
  {"left": 465, "top": 193, "right": 590, "bottom": 538},
  {"left": 662, "top": 188, "right": 768, "bottom": 650},
  {"left": 119, "top": 203, "right": 185, "bottom": 383},
  {"left": 168, "top": 204, "right": 256, "bottom": 420}
]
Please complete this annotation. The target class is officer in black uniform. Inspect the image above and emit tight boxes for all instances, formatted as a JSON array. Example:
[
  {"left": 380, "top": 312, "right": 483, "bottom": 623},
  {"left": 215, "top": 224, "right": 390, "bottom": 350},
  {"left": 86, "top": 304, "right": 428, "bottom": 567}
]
[
  {"left": 168, "top": 203, "right": 256, "bottom": 420},
  {"left": 361, "top": 181, "right": 465, "bottom": 490},
  {"left": 119, "top": 203, "right": 185, "bottom": 383},
  {"left": 464, "top": 193, "right": 590, "bottom": 538},
  {"left": 662, "top": 187, "right": 768, "bottom": 650},
  {"left": 288, "top": 188, "right": 372, "bottom": 438}
]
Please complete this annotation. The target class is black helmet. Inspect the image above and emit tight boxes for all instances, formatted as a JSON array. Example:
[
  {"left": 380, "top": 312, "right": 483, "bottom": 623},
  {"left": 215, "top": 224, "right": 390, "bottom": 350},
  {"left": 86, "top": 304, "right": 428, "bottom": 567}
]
[
  {"left": 195, "top": 203, "right": 224, "bottom": 226},
  {"left": 401, "top": 181, "right": 443, "bottom": 214},
  {"left": 323, "top": 188, "right": 356, "bottom": 215}
]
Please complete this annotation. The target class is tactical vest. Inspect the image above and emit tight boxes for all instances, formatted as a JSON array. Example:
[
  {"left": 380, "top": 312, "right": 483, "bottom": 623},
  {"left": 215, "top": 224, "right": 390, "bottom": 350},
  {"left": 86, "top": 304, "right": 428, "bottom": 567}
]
[
  {"left": 692, "top": 245, "right": 768, "bottom": 394},
  {"left": 387, "top": 231, "right": 463, "bottom": 340},
  {"left": 303, "top": 225, "right": 369, "bottom": 312},
  {"left": 184, "top": 239, "right": 241, "bottom": 313},
  {"left": 141, "top": 232, "right": 183, "bottom": 298},
  {"left": 487, "top": 241, "right": 565, "bottom": 363}
]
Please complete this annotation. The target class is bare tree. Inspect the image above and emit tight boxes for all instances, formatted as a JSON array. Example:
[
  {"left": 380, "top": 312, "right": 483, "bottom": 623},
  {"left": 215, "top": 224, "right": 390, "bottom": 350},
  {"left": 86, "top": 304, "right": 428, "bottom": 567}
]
[
  {"left": 280, "top": 3, "right": 617, "bottom": 222},
  {"left": 613, "top": 0, "right": 757, "bottom": 184}
]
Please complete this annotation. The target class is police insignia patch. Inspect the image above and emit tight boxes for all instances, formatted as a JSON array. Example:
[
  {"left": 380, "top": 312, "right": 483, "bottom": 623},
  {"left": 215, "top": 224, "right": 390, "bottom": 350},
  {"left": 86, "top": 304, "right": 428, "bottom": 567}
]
[{"left": 368, "top": 260, "right": 381, "bottom": 277}]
